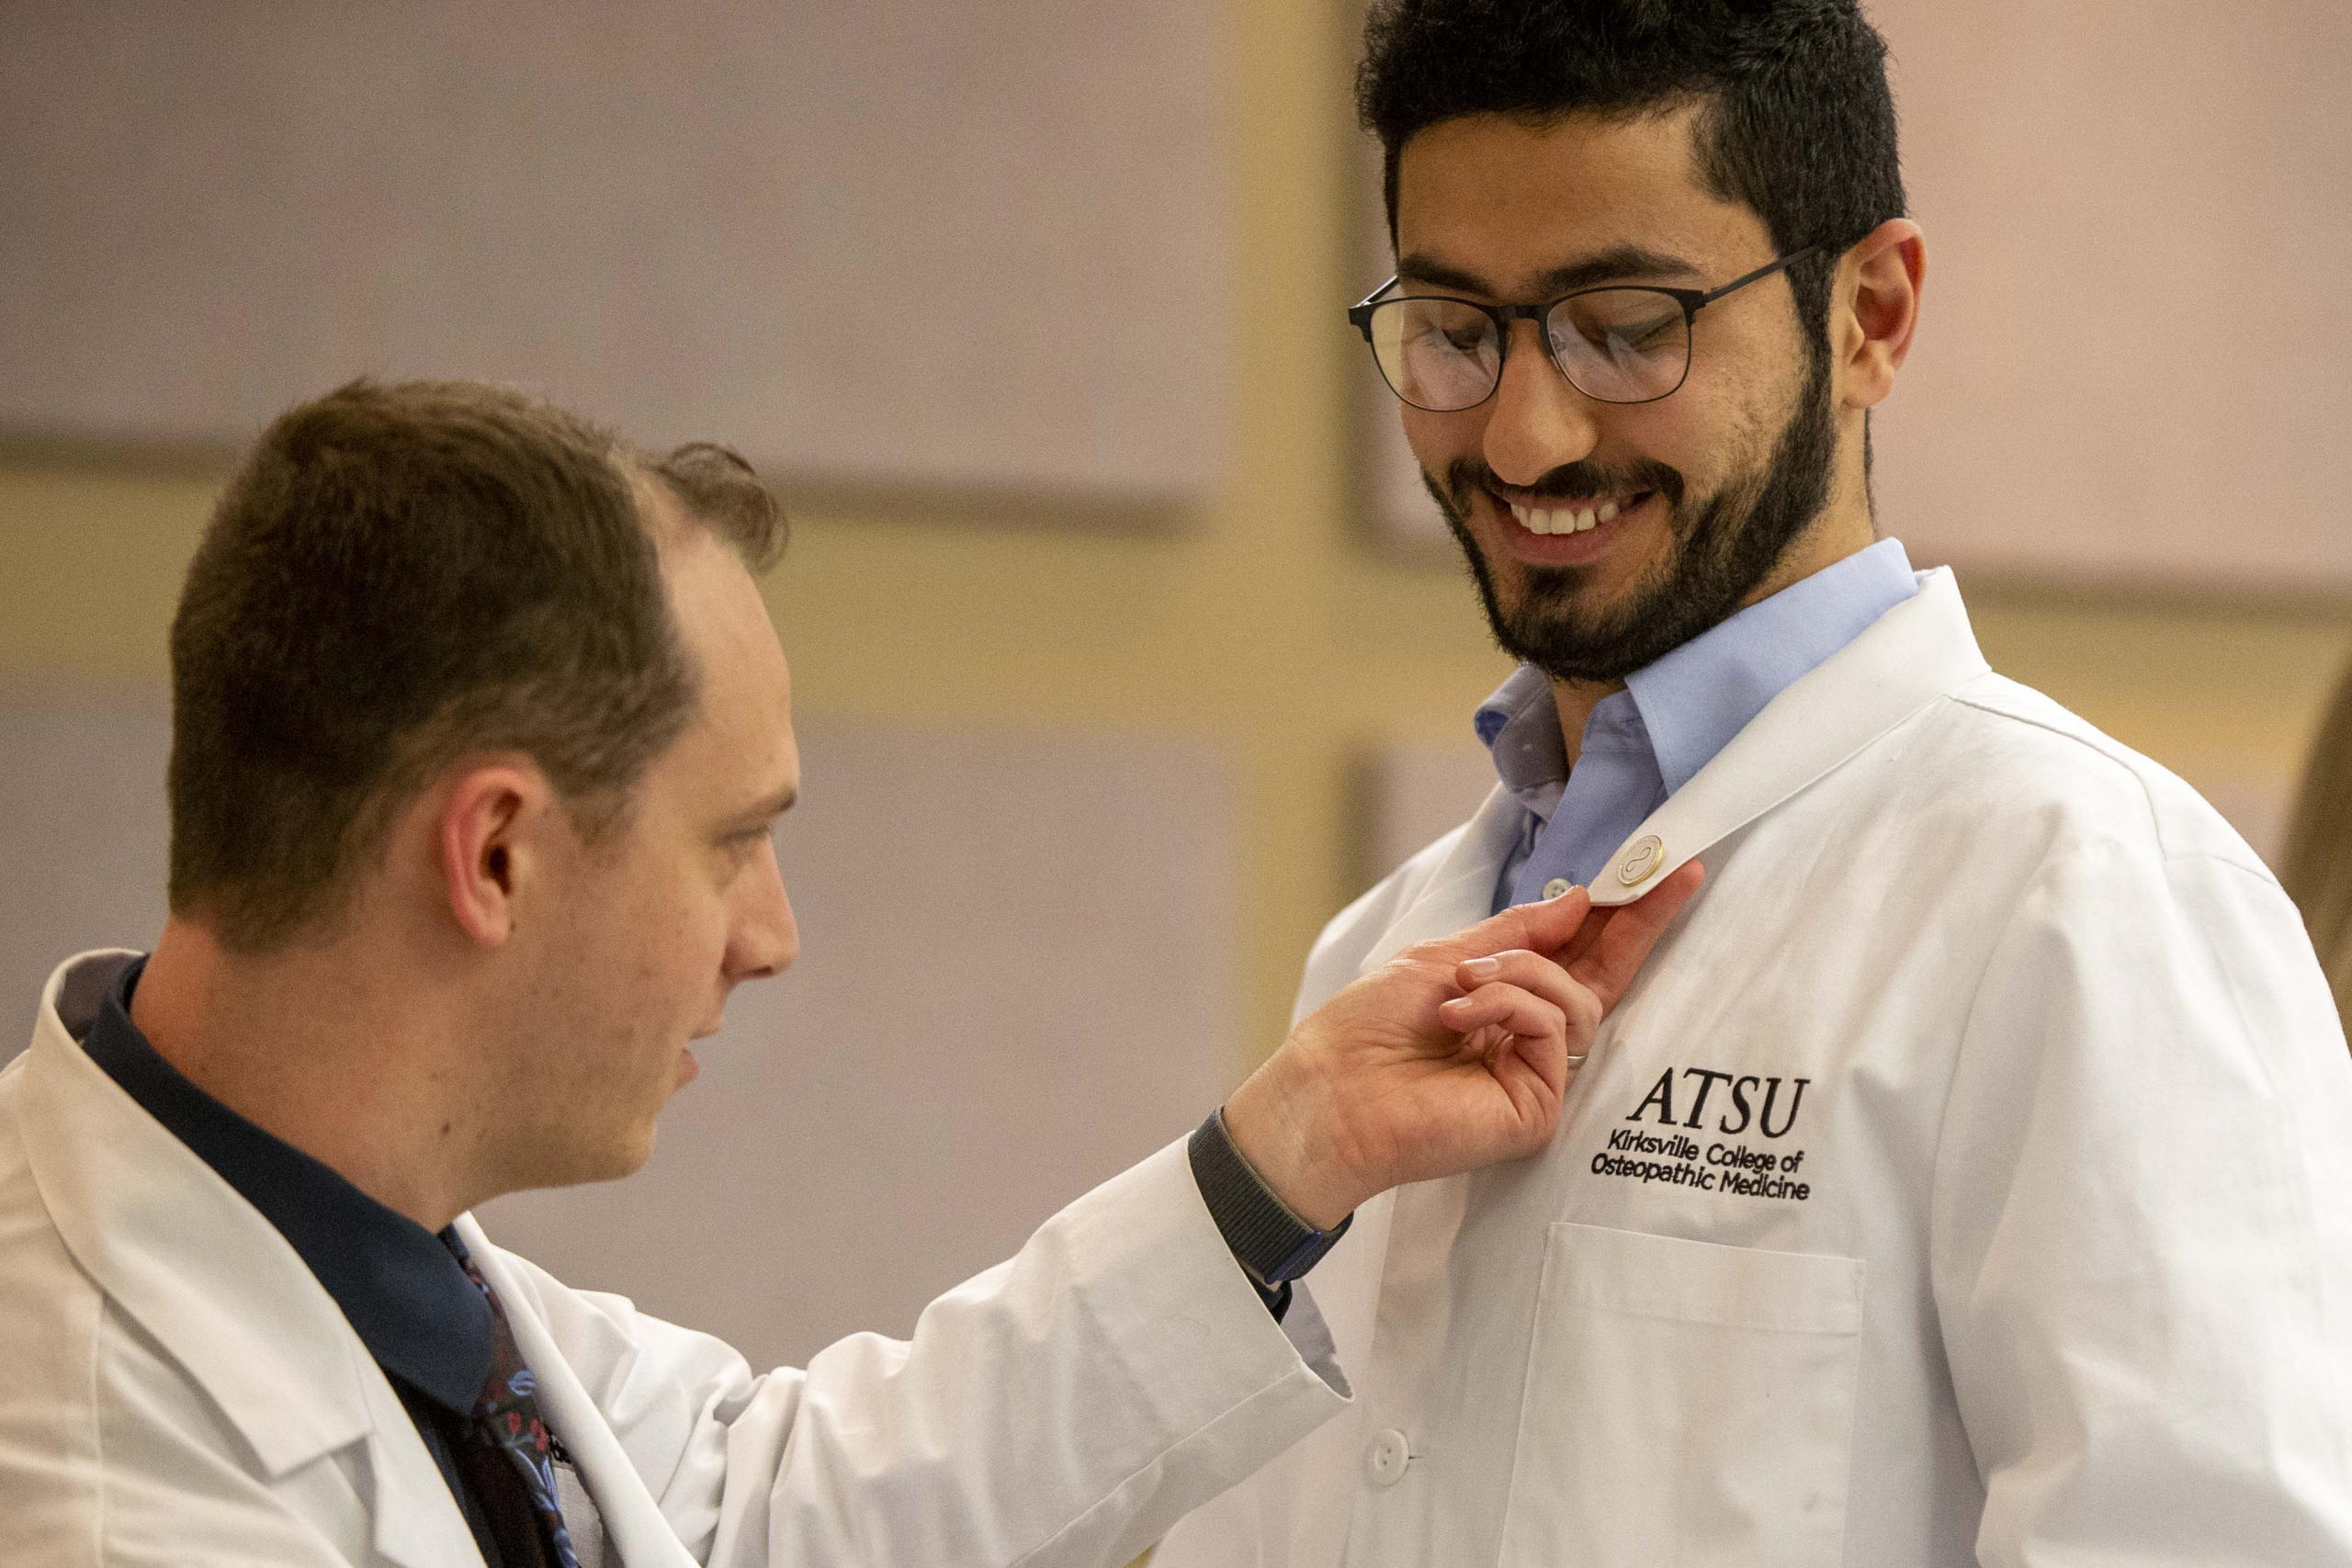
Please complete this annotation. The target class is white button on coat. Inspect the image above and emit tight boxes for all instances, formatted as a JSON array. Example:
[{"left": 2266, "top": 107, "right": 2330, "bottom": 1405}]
[
  {"left": 1541, "top": 877, "right": 1574, "bottom": 900},
  {"left": 1364, "top": 1428, "right": 1411, "bottom": 1487}
]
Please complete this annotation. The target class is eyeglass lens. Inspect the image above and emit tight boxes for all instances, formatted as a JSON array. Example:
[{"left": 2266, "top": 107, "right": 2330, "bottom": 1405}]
[{"left": 1367, "top": 289, "right": 1692, "bottom": 411}]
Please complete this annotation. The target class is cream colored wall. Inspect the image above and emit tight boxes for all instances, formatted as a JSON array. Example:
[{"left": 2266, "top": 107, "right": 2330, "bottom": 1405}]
[{"left": 4, "top": 0, "right": 2345, "bottom": 1077}]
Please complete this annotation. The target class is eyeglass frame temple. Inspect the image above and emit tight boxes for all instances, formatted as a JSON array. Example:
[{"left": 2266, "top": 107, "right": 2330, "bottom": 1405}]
[{"left": 1346, "top": 243, "right": 1826, "bottom": 344}]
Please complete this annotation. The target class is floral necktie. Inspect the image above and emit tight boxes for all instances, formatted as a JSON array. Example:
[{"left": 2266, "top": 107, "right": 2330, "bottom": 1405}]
[{"left": 454, "top": 1248, "right": 581, "bottom": 1568}]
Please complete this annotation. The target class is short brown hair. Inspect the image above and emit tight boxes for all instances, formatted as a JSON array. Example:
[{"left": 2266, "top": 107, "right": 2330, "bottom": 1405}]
[{"left": 167, "top": 378, "right": 785, "bottom": 952}]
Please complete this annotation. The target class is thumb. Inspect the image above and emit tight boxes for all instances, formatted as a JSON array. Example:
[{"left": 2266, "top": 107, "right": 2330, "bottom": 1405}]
[{"left": 1570, "top": 859, "right": 1704, "bottom": 1009}]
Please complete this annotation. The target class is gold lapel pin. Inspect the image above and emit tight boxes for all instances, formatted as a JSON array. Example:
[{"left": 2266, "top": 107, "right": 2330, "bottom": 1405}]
[{"left": 1616, "top": 834, "right": 1664, "bottom": 887}]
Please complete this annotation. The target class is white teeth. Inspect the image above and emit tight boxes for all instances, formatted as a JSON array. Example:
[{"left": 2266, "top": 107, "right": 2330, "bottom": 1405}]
[{"left": 1509, "top": 499, "right": 1630, "bottom": 535}]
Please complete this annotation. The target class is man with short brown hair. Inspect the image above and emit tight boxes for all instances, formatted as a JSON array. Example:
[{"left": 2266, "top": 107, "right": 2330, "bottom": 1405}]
[{"left": 0, "top": 378, "right": 1694, "bottom": 1565}]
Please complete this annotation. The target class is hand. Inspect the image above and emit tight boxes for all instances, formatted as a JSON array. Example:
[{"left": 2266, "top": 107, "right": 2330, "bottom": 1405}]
[{"left": 1222, "top": 863, "right": 1702, "bottom": 1228}]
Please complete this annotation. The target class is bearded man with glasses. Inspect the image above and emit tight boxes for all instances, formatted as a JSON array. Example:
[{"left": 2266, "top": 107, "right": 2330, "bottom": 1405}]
[{"left": 1153, "top": 2, "right": 2352, "bottom": 1566}]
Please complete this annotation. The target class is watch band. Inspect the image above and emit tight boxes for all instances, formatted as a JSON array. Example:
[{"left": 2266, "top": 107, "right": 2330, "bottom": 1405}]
[{"left": 1188, "top": 1106, "right": 1353, "bottom": 1287}]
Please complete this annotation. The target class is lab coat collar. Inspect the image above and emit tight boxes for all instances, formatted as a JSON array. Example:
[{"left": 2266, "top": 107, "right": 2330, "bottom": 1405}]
[
  {"left": 1361, "top": 567, "right": 1988, "bottom": 974},
  {"left": 1578, "top": 568, "right": 1987, "bottom": 908},
  {"left": 77, "top": 955, "right": 498, "bottom": 1416},
  {"left": 18, "top": 951, "right": 484, "bottom": 1568}
]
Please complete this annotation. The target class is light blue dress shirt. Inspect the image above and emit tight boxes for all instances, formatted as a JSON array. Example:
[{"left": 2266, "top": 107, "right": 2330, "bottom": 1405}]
[{"left": 1479, "top": 537, "right": 1922, "bottom": 914}]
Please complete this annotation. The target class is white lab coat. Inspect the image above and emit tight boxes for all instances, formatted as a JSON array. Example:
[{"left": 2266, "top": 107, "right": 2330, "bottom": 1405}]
[
  {"left": 0, "top": 952, "right": 1351, "bottom": 1567},
  {"left": 1155, "top": 569, "right": 2352, "bottom": 1567}
]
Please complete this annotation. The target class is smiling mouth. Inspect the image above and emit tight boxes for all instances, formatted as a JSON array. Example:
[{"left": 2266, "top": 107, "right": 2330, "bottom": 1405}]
[{"left": 1497, "top": 490, "right": 1653, "bottom": 536}]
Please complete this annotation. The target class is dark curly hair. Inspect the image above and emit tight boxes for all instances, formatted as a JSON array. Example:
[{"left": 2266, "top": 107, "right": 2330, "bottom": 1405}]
[{"left": 1358, "top": 0, "right": 1907, "bottom": 360}]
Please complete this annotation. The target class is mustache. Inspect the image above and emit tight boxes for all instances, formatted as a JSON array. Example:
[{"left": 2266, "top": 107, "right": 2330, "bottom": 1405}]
[{"left": 1442, "top": 457, "right": 1686, "bottom": 513}]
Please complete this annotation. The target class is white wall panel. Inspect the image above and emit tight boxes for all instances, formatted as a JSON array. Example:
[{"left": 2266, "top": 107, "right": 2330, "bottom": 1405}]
[
  {"left": 1358, "top": 734, "right": 1496, "bottom": 890},
  {"left": 0, "top": 2, "right": 1224, "bottom": 502},
  {"left": 1870, "top": 0, "right": 2352, "bottom": 589},
  {"left": 0, "top": 693, "right": 172, "bottom": 1039}
]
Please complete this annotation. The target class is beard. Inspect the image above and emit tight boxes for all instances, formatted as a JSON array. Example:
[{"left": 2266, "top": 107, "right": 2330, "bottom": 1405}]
[{"left": 1426, "top": 353, "right": 1838, "bottom": 684}]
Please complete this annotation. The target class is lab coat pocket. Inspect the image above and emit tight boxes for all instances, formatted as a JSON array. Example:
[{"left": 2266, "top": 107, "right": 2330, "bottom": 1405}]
[{"left": 1498, "top": 1223, "right": 1864, "bottom": 1568}]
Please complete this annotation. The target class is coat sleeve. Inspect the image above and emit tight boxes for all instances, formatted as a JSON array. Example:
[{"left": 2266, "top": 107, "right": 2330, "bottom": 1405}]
[
  {"left": 484, "top": 1136, "right": 1351, "bottom": 1568},
  {"left": 1930, "top": 840, "right": 2352, "bottom": 1565}
]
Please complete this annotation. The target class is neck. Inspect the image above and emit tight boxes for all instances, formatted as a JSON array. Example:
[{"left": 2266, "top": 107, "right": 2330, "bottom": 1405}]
[
  {"left": 130, "top": 916, "right": 495, "bottom": 1232},
  {"left": 1548, "top": 676, "right": 1625, "bottom": 770},
  {"left": 1547, "top": 478, "right": 1879, "bottom": 766}
]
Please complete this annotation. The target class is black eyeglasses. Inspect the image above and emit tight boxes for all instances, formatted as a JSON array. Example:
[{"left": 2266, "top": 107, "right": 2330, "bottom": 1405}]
[{"left": 1348, "top": 246, "right": 1824, "bottom": 412}]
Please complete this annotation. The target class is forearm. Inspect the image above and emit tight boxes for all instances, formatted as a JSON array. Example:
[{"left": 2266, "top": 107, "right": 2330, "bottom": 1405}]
[{"left": 515, "top": 1140, "right": 1351, "bottom": 1567}]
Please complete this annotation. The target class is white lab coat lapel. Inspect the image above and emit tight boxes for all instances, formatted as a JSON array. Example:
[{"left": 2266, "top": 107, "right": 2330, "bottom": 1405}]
[
  {"left": 458, "top": 1213, "right": 695, "bottom": 1568},
  {"left": 1584, "top": 569, "right": 1991, "bottom": 907},
  {"left": 17, "top": 953, "right": 483, "bottom": 1568}
]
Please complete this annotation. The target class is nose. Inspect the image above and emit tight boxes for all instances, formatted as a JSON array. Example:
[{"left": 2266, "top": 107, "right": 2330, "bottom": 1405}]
[
  {"left": 726, "top": 840, "right": 799, "bottom": 984},
  {"left": 1482, "top": 320, "right": 1602, "bottom": 487}
]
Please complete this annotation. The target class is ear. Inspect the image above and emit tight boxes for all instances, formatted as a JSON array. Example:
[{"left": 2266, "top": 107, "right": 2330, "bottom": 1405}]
[
  {"left": 1833, "top": 218, "right": 1927, "bottom": 412},
  {"left": 435, "top": 760, "right": 555, "bottom": 947}
]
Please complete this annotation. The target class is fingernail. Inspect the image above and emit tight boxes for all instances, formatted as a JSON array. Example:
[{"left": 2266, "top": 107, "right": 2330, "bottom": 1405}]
[
  {"left": 1460, "top": 956, "right": 1500, "bottom": 981},
  {"left": 1548, "top": 884, "right": 1583, "bottom": 901}
]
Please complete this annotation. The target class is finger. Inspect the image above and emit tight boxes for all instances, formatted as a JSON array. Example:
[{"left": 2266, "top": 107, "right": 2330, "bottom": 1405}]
[
  {"left": 1438, "top": 981, "right": 1566, "bottom": 1047},
  {"left": 1454, "top": 950, "right": 1602, "bottom": 1039},
  {"left": 1550, "top": 901, "right": 1614, "bottom": 971},
  {"left": 1567, "top": 859, "right": 1704, "bottom": 1010},
  {"left": 1418, "top": 885, "right": 1592, "bottom": 965}
]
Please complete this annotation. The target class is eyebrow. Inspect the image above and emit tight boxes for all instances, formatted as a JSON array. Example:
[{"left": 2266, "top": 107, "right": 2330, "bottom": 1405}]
[
  {"left": 732, "top": 783, "right": 798, "bottom": 829},
  {"left": 1396, "top": 243, "right": 1702, "bottom": 300}
]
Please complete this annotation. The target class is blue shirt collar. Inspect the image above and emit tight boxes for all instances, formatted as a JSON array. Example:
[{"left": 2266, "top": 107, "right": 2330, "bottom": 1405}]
[
  {"left": 1473, "top": 661, "right": 1566, "bottom": 806},
  {"left": 1626, "top": 536, "right": 1919, "bottom": 794},
  {"left": 1475, "top": 536, "right": 1921, "bottom": 802},
  {"left": 79, "top": 959, "right": 495, "bottom": 1415}
]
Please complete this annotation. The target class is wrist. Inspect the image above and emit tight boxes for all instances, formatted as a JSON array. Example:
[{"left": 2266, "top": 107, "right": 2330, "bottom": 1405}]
[
  {"left": 1189, "top": 1108, "right": 1351, "bottom": 1289},
  {"left": 1221, "top": 1051, "right": 1363, "bottom": 1231}
]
